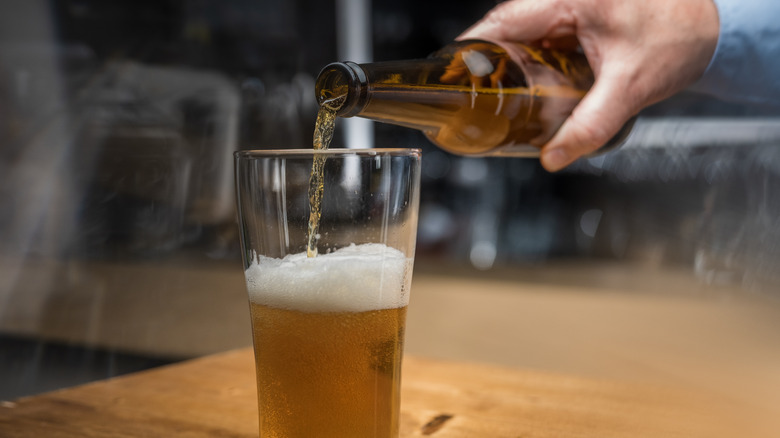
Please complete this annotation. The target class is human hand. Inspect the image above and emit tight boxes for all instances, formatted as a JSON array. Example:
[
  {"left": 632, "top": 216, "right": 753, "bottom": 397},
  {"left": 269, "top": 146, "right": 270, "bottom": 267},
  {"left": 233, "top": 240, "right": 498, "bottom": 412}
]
[{"left": 459, "top": 0, "right": 719, "bottom": 171}]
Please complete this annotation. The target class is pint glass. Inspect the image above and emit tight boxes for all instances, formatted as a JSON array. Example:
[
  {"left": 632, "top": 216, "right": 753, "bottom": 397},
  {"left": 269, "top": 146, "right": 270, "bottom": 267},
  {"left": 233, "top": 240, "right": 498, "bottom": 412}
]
[{"left": 234, "top": 149, "right": 421, "bottom": 438}]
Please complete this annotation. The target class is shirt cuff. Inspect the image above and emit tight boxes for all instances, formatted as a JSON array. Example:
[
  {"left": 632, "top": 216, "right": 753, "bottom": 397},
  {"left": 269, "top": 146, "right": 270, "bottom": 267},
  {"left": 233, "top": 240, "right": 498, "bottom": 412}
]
[{"left": 688, "top": 0, "right": 780, "bottom": 109}]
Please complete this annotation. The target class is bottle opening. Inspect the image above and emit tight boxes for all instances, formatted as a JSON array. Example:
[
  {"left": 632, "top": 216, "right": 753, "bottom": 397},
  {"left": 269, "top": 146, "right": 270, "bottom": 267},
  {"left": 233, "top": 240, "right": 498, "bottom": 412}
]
[{"left": 315, "top": 62, "right": 367, "bottom": 117}]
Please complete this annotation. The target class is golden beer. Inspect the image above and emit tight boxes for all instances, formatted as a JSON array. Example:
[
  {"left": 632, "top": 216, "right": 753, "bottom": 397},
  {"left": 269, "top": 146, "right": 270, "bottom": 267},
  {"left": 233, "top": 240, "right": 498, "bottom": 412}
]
[
  {"left": 250, "top": 304, "right": 406, "bottom": 438},
  {"left": 306, "top": 102, "right": 340, "bottom": 258},
  {"left": 245, "top": 244, "right": 411, "bottom": 438}
]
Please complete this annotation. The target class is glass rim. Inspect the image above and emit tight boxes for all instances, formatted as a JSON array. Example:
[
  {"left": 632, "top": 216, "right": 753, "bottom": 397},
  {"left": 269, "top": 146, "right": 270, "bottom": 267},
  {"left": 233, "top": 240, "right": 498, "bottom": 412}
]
[{"left": 235, "top": 148, "right": 422, "bottom": 159}]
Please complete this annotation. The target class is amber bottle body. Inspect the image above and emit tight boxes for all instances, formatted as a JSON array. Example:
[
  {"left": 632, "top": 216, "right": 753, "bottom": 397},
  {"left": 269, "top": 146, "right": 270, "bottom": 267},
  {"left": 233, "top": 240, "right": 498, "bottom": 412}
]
[{"left": 315, "top": 40, "right": 631, "bottom": 157}]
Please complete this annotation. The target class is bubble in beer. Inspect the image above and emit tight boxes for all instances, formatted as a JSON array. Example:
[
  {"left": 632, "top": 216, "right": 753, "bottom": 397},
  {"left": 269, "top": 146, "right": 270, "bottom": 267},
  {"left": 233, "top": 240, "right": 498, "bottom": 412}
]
[{"left": 245, "top": 243, "right": 410, "bottom": 312}]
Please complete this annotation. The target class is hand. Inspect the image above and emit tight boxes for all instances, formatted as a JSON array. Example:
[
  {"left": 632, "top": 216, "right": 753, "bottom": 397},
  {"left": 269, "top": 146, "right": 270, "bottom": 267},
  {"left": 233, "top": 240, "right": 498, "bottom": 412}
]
[{"left": 459, "top": 0, "right": 719, "bottom": 171}]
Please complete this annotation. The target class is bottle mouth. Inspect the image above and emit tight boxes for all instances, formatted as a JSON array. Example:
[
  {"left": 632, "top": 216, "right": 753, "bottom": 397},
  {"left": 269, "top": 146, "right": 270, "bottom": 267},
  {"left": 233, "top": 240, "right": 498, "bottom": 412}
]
[{"left": 315, "top": 62, "right": 367, "bottom": 117}]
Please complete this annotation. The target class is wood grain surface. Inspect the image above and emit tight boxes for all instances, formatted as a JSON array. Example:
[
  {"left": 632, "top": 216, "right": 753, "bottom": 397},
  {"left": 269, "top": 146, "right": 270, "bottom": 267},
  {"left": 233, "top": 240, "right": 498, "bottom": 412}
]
[{"left": 0, "top": 348, "right": 768, "bottom": 438}]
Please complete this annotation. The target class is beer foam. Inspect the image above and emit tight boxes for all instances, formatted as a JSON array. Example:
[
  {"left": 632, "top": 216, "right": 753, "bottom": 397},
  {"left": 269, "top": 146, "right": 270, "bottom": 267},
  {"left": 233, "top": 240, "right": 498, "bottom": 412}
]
[{"left": 245, "top": 243, "right": 411, "bottom": 312}]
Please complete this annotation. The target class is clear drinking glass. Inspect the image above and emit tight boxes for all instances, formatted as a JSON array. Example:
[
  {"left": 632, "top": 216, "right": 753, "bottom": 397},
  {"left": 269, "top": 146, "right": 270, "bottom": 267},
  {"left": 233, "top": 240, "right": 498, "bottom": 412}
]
[{"left": 234, "top": 148, "right": 421, "bottom": 438}]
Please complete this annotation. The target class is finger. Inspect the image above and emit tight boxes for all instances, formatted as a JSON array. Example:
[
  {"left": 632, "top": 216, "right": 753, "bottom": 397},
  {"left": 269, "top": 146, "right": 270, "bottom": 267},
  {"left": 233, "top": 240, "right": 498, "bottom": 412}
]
[
  {"left": 458, "top": 0, "right": 576, "bottom": 43},
  {"left": 540, "top": 73, "right": 637, "bottom": 172}
]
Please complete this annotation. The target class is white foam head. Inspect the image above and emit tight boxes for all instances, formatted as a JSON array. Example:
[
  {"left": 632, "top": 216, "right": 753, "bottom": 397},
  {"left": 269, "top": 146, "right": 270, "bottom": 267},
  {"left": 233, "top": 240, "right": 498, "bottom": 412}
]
[{"left": 245, "top": 243, "right": 411, "bottom": 312}]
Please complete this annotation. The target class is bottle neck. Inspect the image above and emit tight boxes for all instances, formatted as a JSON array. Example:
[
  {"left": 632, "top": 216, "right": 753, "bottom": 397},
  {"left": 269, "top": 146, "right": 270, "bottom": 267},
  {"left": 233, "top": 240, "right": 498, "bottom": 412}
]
[
  {"left": 315, "top": 57, "right": 476, "bottom": 132},
  {"left": 315, "top": 61, "right": 369, "bottom": 117}
]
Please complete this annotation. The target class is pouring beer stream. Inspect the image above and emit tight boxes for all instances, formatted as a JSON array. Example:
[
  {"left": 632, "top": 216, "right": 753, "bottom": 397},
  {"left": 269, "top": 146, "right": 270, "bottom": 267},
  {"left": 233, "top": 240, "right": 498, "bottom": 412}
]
[{"left": 307, "top": 94, "right": 345, "bottom": 257}]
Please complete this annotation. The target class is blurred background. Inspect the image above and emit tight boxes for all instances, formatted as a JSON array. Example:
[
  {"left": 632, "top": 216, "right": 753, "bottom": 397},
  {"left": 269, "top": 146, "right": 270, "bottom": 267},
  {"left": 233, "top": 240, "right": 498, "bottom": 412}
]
[{"left": 1, "top": 0, "right": 779, "bottom": 415}]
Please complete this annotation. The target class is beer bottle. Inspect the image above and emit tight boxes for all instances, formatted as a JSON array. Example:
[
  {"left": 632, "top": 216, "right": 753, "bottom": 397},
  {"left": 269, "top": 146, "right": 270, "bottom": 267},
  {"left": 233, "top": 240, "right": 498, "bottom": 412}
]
[{"left": 315, "top": 39, "right": 633, "bottom": 157}]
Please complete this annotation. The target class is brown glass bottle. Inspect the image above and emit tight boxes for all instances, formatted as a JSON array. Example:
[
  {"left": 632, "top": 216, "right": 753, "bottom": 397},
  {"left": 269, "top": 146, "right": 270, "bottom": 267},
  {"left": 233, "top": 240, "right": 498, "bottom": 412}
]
[{"left": 315, "top": 40, "right": 633, "bottom": 157}]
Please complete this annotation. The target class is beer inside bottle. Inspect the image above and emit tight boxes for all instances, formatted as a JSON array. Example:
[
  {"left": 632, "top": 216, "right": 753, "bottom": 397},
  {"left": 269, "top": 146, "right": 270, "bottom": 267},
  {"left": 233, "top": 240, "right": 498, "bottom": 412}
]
[{"left": 315, "top": 39, "right": 632, "bottom": 157}]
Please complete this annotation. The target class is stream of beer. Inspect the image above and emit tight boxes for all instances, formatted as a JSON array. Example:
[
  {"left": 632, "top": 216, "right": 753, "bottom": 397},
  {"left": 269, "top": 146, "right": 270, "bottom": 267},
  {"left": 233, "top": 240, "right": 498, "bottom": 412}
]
[{"left": 306, "top": 102, "right": 339, "bottom": 258}]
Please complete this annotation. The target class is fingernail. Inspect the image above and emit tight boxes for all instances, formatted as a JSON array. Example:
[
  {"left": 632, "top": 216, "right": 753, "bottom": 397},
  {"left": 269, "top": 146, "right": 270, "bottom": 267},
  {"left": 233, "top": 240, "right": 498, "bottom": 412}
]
[
  {"left": 542, "top": 148, "right": 569, "bottom": 172},
  {"left": 457, "top": 23, "right": 485, "bottom": 40},
  {"left": 458, "top": 14, "right": 499, "bottom": 40}
]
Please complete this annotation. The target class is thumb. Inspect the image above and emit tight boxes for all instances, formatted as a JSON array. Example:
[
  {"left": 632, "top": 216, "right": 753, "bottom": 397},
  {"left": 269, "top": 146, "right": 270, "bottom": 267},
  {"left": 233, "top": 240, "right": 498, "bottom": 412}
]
[
  {"left": 540, "top": 73, "right": 637, "bottom": 172},
  {"left": 458, "top": 0, "right": 572, "bottom": 42}
]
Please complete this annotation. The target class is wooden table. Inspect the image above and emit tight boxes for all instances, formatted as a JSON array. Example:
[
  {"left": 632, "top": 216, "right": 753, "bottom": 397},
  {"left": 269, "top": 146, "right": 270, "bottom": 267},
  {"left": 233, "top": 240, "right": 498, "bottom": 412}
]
[{"left": 0, "top": 347, "right": 768, "bottom": 437}]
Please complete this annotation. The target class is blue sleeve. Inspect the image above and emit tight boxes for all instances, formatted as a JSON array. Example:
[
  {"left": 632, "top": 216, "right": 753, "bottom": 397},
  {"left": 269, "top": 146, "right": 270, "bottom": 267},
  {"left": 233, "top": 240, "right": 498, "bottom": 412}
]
[{"left": 688, "top": 0, "right": 780, "bottom": 109}]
